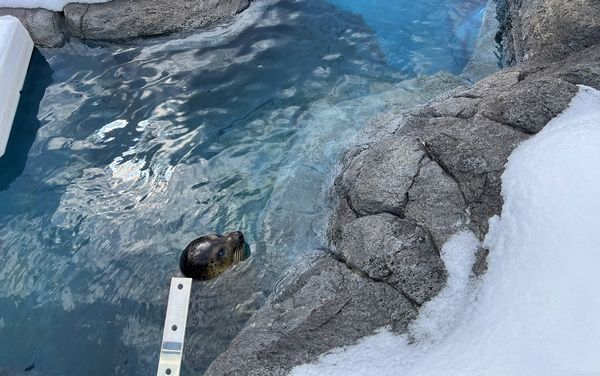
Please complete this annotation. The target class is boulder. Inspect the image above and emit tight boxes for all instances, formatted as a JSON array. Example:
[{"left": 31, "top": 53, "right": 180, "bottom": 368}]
[
  {"left": 336, "top": 213, "right": 447, "bottom": 305},
  {"left": 1, "top": 0, "right": 250, "bottom": 47},
  {"left": 0, "top": 8, "right": 65, "bottom": 47},
  {"left": 498, "top": 0, "right": 600, "bottom": 65},
  {"left": 336, "top": 136, "right": 425, "bottom": 218},
  {"left": 204, "top": 254, "right": 417, "bottom": 376},
  {"left": 404, "top": 158, "right": 467, "bottom": 246},
  {"left": 63, "top": 0, "right": 250, "bottom": 41}
]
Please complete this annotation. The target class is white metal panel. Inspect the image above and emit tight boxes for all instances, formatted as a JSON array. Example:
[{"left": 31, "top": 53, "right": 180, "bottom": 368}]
[
  {"left": 0, "top": 16, "right": 33, "bottom": 157},
  {"left": 157, "top": 278, "right": 192, "bottom": 376}
]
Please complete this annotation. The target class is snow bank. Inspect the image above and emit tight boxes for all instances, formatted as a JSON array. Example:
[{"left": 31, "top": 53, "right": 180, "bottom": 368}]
[
  {"left": 0, "top": 16, "right": 33, "bottom": 158},
  {"left": 292, "top": 85, "right": 600, "bottom": 376},
  {"left": 0, "top": 0, "right": 109, "bottom": 12}
]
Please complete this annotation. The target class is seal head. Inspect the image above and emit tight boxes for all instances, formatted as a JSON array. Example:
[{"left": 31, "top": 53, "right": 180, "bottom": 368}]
[{"left": 179, "top": 231, "right": 250, "bottom": 280}]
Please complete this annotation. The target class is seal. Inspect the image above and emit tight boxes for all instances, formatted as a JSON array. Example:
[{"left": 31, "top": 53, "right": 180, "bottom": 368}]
[{"left": 179, "top": 231, "right": 250, "bottom": 280}]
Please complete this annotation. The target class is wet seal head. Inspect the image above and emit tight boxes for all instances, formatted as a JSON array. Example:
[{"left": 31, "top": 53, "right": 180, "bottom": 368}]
[{"left": 179, "top": 231, "right": 250, "bottom": 280}]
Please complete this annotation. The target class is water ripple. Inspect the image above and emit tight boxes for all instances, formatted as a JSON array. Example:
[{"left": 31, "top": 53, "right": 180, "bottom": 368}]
[{"left": 0, "top": 0, "right": 485, "bottom": 374}]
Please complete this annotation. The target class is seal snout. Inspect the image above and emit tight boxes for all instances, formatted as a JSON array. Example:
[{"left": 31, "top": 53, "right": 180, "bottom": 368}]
[
  {"left": 229, "top": 230, "right": 244, "bottom": 244},
  {"left": 180, "top": 230, "right": 250, "bottom": 280}
]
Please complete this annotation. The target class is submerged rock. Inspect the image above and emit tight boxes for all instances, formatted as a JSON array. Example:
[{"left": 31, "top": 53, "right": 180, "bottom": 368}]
[
  {"left": 461, "top": 0, "right": 500, "bottom": 82},
  {"left": 0, "top": 0, "right": 250, "bottom": 47}
]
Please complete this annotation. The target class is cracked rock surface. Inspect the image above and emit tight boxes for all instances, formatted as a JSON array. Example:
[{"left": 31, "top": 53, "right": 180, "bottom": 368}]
[
  {"left": 206, "top": 7, "right": 600, "bottom": 373},
  {"left": 335, "top": 213, "right": 446, "bottom": 306}
]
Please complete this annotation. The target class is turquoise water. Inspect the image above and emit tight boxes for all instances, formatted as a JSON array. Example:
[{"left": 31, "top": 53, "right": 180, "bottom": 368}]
[
  {"left": 0, "top": 0, "right": 485, "bottom": 374},
  {"left": 327, "top": 0, "right": 486, "bottom": 73}
]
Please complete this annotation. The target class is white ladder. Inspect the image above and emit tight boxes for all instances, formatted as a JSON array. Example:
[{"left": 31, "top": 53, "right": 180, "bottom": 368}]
[{"left": 156, "top": 278, "right": 192, "bottom": 376}]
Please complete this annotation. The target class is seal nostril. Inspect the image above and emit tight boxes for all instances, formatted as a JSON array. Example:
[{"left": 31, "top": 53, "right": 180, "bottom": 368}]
[{"left": 236, "top": 231, "right": 244, "bottom": 242}]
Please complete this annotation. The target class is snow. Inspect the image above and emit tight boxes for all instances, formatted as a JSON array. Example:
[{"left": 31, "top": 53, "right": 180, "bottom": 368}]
[
  {"left": 0, "top": 0, "right": 109, "bottom": 12},
  {"left": 291, "top": 231, "right": 481, "bottom": 376},
  {"left": 291, "top": 85, "right": 600, "bottom": 376},
  {"left": 0, "top": 16, "right": 33, "bottom": 157}
]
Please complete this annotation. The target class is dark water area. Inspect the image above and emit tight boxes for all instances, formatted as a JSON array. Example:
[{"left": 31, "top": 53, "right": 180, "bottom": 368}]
[
  {"left": 0, "top": 49, "right": 53, "bottom": 191},
  {"left": 0, "top": 0, "right": 485, "bottom": 374}
]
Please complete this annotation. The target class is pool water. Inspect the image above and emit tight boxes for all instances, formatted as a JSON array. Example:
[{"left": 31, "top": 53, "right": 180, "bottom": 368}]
[{"left": 0, "top": 0, "right": 486, "bottom": 374}]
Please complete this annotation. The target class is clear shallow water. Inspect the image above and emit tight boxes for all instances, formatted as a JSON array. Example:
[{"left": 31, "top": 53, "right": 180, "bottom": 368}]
[{"left": 0, "top": 0, "right": 485, "bottom": 374}]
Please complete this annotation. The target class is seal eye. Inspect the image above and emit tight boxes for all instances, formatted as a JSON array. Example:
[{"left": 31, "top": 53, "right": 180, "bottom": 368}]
[{"left": 218, "top": 249, "right": 225, "bottom": 258}]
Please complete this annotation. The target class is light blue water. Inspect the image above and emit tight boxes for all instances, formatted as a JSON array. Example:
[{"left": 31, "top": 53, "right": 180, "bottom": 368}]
[
  {"left": 0, "top": 0, "right": 485, "bottom": 374},
  {"left": 327, "top": 0, "right": 486, "bottom": 73}
]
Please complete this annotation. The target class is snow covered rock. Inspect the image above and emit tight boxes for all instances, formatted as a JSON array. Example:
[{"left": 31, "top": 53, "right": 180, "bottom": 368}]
[{"left": 292, "top": 83, "right": 600, "bottom": 376}]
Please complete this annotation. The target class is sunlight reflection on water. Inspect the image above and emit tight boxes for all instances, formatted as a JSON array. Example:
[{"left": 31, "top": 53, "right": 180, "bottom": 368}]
[{"left": 0, "top": 0, "right": 485, "bottom": 374}]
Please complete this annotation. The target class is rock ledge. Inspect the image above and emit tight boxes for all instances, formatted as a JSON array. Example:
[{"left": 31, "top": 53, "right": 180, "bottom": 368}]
[{"left": 0, "top": 0, "right": 250, "bottom": 47}]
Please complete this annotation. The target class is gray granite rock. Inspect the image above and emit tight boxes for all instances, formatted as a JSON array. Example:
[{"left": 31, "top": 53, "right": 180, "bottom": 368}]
[
  {"left": 471, "top": 247, "right": 489, "bottom": 277},
  {"left": 541, "top": 43, "right": 600, "bottom": 89},
  {"left": 1, "top": 0, "right": 250, "bottom": 47},
  {"left": 421, "top": 113, "right": 526, "bottom": 237},
  {"left": 478, "top": 76, "right": 579, "bottom": 134},
  {"left": 336, "top": 213, "right": 447, "bottom": 305},
  {"left": 63, "top": 0, "right": 249, "bottom": 41},
  {"left": 0, "top": 7, "right": 65, "bottom": 47},
  {"left": 337, "top": 136, "right": 425, "bottom": 217},
  {"left": 405, "top": 158, "right": 467, "bottom": 246},
  {"left": 204, "top": 253, "right": 417, "bottom": 376},
  {"left": 498, "top": 0, "right": 600, "bottom": 65}
]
